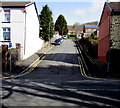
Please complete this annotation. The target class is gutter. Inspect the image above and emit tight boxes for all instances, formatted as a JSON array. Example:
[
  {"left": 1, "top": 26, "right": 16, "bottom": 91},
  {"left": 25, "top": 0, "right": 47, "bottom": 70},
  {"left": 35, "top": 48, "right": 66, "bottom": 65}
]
[
  {"left": 24, "top": 10, "right": 26, "bottom": 55},
  {"left": 99, "top": 2, "right": 112, "bottom": 26},
  {"left": 106, "top": 2, "right": 112, "bottom": 12},
  {"left": 25, "top": 2, "right": 39, "bottom": 21}
]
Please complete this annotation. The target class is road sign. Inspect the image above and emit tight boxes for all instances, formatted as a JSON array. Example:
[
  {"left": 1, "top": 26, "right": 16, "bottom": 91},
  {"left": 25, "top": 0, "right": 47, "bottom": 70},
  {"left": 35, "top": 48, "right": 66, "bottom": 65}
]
[{"left": 9, "top": 42, "right": 12, "bottom": 48}]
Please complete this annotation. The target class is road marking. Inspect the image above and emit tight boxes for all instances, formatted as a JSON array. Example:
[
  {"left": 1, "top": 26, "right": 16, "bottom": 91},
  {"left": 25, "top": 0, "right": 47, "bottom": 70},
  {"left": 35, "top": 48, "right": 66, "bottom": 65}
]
[
  {"left": 78, "top": 56, "right": 120, "bottom": 81},
  {"left": 0, "top": 56, "right": 45, "bottom": 79},
  {"left": 1, "top": 45, "right": 54, "bottom": 79},
  {"left": 20, "top": 45, "right": 54, "bottom": 75},
  {"left": 78, "top": 56, "right": 90, "bottom": 78}
]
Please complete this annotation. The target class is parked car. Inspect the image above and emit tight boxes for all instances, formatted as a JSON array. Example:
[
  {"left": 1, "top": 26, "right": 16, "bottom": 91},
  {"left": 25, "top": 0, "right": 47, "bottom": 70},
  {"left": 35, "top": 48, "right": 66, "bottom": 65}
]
[
  {"left": 53, "top": 38, "right": 63, "bottom": 45},
  {"left": 62, "top": 35, "right": 68, "bottom": 39}
]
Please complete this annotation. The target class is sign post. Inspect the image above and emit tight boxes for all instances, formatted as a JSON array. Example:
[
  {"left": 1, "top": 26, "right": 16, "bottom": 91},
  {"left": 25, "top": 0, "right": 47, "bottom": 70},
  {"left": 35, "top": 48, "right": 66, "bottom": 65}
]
[{"left": 9, "top": 43, "right": 12, "bottom": 72}]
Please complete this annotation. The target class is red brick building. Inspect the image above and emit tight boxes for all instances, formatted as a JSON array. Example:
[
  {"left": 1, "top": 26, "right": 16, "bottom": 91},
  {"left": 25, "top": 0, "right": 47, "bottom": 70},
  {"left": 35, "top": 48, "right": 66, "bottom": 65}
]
[{"left": 98, "top": 2, "right": 120, "bottom": 64}]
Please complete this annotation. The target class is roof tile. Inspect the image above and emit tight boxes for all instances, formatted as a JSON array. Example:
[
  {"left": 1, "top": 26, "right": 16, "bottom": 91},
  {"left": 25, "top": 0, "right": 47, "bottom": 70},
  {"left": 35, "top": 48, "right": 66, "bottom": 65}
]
[{"left": 0, "top": 1, "right": 31, "bottom": 7}]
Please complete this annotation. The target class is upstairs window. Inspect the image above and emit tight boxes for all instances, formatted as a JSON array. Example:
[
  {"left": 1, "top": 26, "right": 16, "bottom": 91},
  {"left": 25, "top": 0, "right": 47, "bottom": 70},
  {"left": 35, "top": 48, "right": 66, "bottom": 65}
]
[
  {"left": 3, "top": 28, "right": 11, "bottom": 41},
  {"left": 4, "top": 10, "right": 10, "bottom": 22},
  {"left": 88, "top": 29, "right": 92, "bottom": 31}
]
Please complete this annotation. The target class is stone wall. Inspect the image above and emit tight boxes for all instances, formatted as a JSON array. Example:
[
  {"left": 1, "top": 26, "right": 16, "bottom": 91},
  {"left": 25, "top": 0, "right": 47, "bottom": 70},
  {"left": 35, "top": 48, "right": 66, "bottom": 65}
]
[
  {"left": 109, "top": 15, "right": 120, "bottom": 73},
  {"left": 110, "top": 15, "right": 120, "bottom": 49}
]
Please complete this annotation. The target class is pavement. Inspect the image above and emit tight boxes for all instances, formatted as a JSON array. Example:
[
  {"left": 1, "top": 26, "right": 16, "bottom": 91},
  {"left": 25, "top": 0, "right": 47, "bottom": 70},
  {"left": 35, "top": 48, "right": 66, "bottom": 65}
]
[
  {"left": 2, "top": 42, "right": 54, "bottom": 78},
  {"left": 93, "top": 59, "right": 120, "bottom": 79}
]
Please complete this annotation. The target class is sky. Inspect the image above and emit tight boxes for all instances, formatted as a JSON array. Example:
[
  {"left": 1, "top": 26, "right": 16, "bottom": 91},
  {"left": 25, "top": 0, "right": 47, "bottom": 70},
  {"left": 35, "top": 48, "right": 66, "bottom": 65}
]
[
  {"left": 36, "top": 1, "right": 105, "bottom": 25},
  {"left": 1, "top": 0, "right": 120, "bottom": 25}
]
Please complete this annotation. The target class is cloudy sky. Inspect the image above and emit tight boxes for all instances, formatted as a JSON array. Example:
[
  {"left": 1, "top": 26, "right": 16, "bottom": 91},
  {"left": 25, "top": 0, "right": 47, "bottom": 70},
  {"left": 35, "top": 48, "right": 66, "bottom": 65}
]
[
  {"left": 36, "top": 0, "right": 119, "bottom": 25},
  {"left": 1, "top": 0, "right": 119, "bottom": 25},
  {"left": 36, "top": 1, "right": 105, "bottom": 25}
]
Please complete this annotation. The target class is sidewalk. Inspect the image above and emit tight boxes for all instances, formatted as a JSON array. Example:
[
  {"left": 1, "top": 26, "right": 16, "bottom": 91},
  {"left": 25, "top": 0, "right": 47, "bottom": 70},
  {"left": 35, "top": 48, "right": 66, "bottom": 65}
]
[
  {"left": 94, "top": 59, "right": 120, "bottom": 79},
  {"left": 2, "top": 43, "right": 54, "bottom": 78}
]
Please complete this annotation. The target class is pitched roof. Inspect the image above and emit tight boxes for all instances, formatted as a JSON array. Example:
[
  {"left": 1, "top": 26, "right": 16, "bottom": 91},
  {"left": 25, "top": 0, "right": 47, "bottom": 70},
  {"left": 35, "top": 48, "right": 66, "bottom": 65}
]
[
  {"left": 99, "top": 2, "right": 120, "bottom": 25},
  {"left": 0, "top": 1, "right": 31, "bottom": 7},
  {"left": 0, "top": 1, "right": 39, "bottom": 20},
  {"left": 84, "top": 25, "right": 98, "bottom": 29},
  {"left": 109, "top": 2, "right": 120, "bottom": 12}
]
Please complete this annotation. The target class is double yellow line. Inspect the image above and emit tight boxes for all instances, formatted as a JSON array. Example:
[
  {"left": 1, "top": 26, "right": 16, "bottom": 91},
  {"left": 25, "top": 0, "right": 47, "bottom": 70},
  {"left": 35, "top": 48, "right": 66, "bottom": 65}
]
[
  {"left": 0, "top": 56, "right": 45, "bottom": 79},
  {"left": 78, "top": 56, "right": 89, "bottom": 78},
  {"left": 78, "top": 56, "right": 120, "bottom": 81},
  {"left": 1, "top": 45, "right": 54, "bottom": 79},
  {"left": 1, "top": 52, "right": 119, "bottom": 81}
]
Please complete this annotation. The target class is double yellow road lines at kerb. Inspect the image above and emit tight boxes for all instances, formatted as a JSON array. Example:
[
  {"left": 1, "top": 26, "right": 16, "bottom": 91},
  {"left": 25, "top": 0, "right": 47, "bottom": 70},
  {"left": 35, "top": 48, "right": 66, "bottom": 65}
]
[
  {"left": 78, "top": 56, "right": 120, "bottom": 81},
  {"left": 1, "top": 45, "right": 54, "bottom": 79},
  {"left": 0, "top": 56, "right": 45, "bottom": 79}
]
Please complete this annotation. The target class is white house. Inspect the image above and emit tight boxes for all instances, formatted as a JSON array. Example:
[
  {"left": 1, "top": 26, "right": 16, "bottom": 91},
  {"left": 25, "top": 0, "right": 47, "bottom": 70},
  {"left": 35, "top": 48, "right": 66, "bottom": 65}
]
[{"left": 0, "top": 1, "right": 44, "bottom": 59}]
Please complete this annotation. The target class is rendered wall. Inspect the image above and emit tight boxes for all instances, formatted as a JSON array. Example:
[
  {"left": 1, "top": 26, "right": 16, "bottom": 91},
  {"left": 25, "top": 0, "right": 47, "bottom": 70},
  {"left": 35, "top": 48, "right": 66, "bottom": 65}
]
[
  {"left": 0, "top": 4, "right": 44, "bottom": 60},
  {"left": 0, "top": 8, "right": 25, "bottom": 59},
  {"left": 23, "top": 3, "right": 43, "bottom": 59}
]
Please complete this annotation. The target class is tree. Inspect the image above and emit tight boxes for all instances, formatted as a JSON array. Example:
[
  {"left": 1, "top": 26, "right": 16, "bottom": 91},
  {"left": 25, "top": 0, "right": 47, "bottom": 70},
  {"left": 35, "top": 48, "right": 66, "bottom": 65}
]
[
  {"left": 84, "top": 21, "right": 98, "bottom": 25},
  {"left": 55, "top": 15, "right": 68, "bottom": 35},
  {"left": 72, "top": 22, "right": 80, "bottom": 29},
  {"left": 39, "top": 5, "right": 54, "bottom": 42}
]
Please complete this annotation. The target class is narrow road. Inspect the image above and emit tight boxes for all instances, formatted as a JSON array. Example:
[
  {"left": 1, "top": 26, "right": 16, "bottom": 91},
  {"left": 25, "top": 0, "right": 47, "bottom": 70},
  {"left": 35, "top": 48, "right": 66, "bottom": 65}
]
[{"left": 2, "top": 39, "right": 120, "bottom": 107}]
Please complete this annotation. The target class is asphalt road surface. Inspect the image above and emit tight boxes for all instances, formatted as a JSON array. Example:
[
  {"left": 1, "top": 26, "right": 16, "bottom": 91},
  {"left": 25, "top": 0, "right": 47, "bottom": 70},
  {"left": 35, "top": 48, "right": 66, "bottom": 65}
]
[{"left": 2, "top": 39, "right": 120, "bottom": 107}]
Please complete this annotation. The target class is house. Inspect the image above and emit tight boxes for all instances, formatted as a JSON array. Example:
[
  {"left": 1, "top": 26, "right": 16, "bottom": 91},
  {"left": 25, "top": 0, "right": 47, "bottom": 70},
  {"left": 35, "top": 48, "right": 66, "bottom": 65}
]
[
  {"left": 0, "top": 1, "right": 44, "bottom": 60},
  {"left": 98, "top": 2, "right": 120, "bottom": 64},
  {"left": 68, "top": 25, "right": 83, "bottom": 36},
  {"left": 83, "top": 25, "right": 98, "bottom": 36},
  {"left": 53, "top": 31, "right": 61, "bottom": 39},
  {"left": 67, "top": 26, "right": 76, "bottom": 36}
]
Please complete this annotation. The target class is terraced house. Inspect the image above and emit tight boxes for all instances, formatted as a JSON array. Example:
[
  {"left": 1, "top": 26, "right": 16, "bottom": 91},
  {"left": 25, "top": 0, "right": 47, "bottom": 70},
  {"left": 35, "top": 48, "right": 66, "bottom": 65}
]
[
  {"left": 98, "top": 2, "right": 120, "bottom": 72},
  {"left": 0, "top": 1, "right": 43, "bottom": 60}
]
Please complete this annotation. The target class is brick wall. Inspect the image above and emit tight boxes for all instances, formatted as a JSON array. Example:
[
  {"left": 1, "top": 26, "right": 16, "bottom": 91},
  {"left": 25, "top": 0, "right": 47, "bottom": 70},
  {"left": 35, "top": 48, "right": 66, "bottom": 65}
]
[
  {"left": 110, "top": 15, "right": 120, "bottom": 49},
  {"left": 98, "top": 15, "right": 110, "bottom": 63}
]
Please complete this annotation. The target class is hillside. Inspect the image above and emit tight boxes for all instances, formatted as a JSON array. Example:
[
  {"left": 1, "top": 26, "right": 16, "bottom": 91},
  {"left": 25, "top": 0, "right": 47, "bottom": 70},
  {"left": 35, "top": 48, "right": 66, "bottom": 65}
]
[{"left": 68, "top": 21, "right": 98, "bottom": 33}]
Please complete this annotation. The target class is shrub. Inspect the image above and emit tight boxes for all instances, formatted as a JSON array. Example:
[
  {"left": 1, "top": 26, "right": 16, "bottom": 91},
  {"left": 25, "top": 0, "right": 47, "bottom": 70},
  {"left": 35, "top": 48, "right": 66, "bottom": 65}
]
[{"left": 79, "top": 36, "right": 98, "bottom": 58}]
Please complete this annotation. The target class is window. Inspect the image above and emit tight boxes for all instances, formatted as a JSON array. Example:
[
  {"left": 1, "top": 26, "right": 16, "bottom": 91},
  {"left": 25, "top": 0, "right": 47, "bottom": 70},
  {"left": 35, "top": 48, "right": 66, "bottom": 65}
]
[
  {"left": 4, "top": 10, "right": 10, "bottom": 22},
  {"left": 3, "top": 28, "right": 11, "bottom": 41},
  {"left": 88, "top": 29, "right": 92, "bottom": 31}
]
